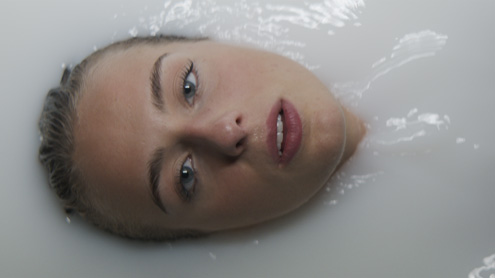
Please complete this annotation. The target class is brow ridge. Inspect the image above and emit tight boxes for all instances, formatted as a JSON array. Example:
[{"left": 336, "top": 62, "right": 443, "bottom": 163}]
[
  {"left": 148, "top": 147, "right": 167, "bottom": 213},
  {"left": 151, "top": 53, "right": 168, "bottom": 111}
]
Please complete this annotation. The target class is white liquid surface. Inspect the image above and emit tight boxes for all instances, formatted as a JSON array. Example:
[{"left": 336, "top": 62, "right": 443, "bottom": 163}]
[{"left": 1, "top": 0, "right": 494, "bottom": 277}]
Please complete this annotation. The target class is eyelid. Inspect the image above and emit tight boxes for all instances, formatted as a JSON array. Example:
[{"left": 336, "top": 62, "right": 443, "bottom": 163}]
[
  {"left": 174, "top": 155, "right": 198, "bottom": 202},
  {"left": 181, "top": 60, "right": 194, "bottom": 82},
  {"left": 179, "top": 59, "right": 199, "bottom": 107}
]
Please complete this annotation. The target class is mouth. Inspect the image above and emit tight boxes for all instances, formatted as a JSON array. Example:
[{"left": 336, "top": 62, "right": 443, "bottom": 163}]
[{"left": 267, "top": 99, "right": 302, "bottom": 166}]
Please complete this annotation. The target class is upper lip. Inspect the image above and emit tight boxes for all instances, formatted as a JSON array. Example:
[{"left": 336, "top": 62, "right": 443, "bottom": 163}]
[{"left": 266, "top": 99, "right": 302, "bottom": 166}]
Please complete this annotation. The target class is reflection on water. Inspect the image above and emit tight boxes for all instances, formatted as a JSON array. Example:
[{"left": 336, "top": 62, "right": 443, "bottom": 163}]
[
  {"left": 119, "top": 0, "right": 366, "bottom": 63},
  {"left": 324, "top": 170, "right": 384, "bottom": 204},
  {"left": 333, "top": 30, "right": 449, "bottom": 106},
  {"left": 264, "top": 0, "right": 365, "bottom": 31},
  {"left": 373, "top": 108, "right": 450, "bottom": 146},
  {"left": 131, "top": 0, "right": 366, "bottom": 36}
]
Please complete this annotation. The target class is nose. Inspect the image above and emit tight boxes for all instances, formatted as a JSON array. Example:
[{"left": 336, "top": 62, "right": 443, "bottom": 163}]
[{"left": 184, "top": 111, "right": 247, "bottom": 157}]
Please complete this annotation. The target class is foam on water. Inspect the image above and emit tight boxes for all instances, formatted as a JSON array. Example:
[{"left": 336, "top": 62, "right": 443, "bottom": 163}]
[
  {"left": 1, "top": 0, "right": 494, "bottom": 277},
  {"left": 469, "top": 254, "right": 495, "bottom": 278}
]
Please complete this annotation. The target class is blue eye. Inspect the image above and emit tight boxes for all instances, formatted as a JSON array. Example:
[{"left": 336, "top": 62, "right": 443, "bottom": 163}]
[
  {"left": 183, "top": 62, "right": 197, "bottom": 105},
  {"left": 179, "top": 157, "right": 196, "bottom": 200}
]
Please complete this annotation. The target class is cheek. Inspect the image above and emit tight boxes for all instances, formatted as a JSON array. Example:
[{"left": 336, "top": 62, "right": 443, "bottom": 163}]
[
  {"left": 211, "top": 53, "right": 279, "bottom": 98},
  {"left": 204, "top": 167, "right": 285, "bottom": 222},
  {"left": 209, "top": 166, "right": 314, "bottom": 220},
  {"left": 314, "top": 106, "right": 345, "bottom": 145},
  {"left": 211, "top": 166, "right": 266, "bottom": 209}
]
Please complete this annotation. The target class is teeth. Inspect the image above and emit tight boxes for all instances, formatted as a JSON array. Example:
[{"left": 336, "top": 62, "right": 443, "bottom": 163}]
[
  {"left": 277, "top": 114, "right": 283, "bottom": 132},
  {"left": 277, "top": 113, "right": 283, "bottom": 156}
]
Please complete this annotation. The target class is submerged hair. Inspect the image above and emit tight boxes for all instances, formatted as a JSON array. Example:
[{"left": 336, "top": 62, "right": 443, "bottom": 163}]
[{"left": 38, "top": 35, "right": 206, "bottom": 240}]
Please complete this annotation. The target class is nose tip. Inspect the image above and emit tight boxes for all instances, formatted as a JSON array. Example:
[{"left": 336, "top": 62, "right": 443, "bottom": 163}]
[
  {"left": 190, "top": 111, "right": 247, "bottom": 157},
  {"left": 215, "top": 113, "right": 247, "bottom": 157}
]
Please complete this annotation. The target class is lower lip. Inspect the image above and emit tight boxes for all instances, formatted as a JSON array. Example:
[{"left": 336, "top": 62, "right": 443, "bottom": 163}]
[{"left": 267, "top": 99, "right": 302, "bottom": 166}]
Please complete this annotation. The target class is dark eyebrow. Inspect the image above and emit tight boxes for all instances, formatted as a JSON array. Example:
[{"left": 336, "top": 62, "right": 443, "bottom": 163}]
[
  {"left": 150, "top": 53, "right": 168, "bottom": 111},
  {"left": 148, "top": 147, "right": 167, "bottom": 213}
]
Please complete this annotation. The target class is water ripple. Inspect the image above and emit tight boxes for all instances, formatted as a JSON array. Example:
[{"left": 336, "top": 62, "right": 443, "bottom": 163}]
[
  {"left": 368, "top": 108, "right": 450, "bottom": 146},
  {"left": 120, "top": 0, "right": 366, "bottom": 64},
  {"left": 332, "top": 30, "right": 448, "bottom": 106}
]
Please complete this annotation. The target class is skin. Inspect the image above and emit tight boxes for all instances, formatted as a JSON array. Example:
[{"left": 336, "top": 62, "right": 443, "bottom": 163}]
[{"left": 74, "top": 40, "right": 364, "bottom": 232}]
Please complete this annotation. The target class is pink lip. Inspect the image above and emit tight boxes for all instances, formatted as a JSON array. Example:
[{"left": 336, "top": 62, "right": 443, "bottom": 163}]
[{"left": 266, "top": 99, "right": 302, "bottom": 166}]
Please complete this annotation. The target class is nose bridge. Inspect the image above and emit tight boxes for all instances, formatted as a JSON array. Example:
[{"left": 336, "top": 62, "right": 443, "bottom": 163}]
[{"left": 188, "top": 110, "right": 246, "bottom": 156}]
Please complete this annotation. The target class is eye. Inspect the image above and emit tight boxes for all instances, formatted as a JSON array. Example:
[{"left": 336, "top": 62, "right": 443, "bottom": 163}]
[
  {"left": 177, "top": 157, "right": 196, "bottom": 201},
  {"left": 182, "top": 62, "right": 197, "bottom": 105}
]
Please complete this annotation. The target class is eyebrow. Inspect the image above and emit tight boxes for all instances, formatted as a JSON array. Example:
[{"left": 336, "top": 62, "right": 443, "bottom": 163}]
[
  {"left": 148, "top": 53, "right": 170, "bottom": 213},
  {"left": 150, "top": 53, "right": 168, "bottom": 111},
  {"left": 148, "top": 147, "right": 168, "bottom": 213}
]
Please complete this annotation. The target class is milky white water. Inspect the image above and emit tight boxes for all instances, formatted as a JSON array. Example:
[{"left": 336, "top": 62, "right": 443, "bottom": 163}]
[{"left": 1, "top": 0, "right": 493, "bottom": 277}]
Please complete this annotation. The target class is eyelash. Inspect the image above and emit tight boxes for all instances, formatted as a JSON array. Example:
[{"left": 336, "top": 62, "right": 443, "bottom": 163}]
[
  {"left": 180, "top": 60, "right": 194, "bottom": 82},
  {"left": 174, "top": 156, "right": 197, "bottom": 202},
  {"left": 180, "top": 60, "right": 199, "bottom": 105},
  {"left": 172, "top": 60, "right": 200, "bottom": 203}
]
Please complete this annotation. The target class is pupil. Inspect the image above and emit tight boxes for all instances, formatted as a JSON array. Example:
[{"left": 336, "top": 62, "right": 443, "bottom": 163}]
[
  {"left": 181, "top": 167, "right": 194, "bottom": 183},
  {"left": 181, "top": 169, "right": 190, "bottom": 179},
  {"left": 184, "top": 82, "right": 194, "bottom": 94}
]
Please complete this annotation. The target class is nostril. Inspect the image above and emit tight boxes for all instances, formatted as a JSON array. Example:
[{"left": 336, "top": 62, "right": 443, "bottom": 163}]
[
  {"left": 235, "top": 138, "right": 244, "bottom": 149},
  {"left": 235, "top": 117, "right": 241, "bottom": 125}
]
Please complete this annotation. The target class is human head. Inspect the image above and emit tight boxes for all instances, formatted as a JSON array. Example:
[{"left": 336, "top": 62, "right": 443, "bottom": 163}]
[{"left": 39, "top": 35, "right": 364, "bottom": 240}]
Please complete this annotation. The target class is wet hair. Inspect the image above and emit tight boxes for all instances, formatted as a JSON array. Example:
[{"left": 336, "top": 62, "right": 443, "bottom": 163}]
[{"left": 39, "top": 35, "right": 206, "bottom": 240}]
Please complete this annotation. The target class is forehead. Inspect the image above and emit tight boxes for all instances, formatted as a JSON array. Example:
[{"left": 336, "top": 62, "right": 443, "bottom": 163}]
[{"left": 73, "top": 45, "right": 162, "bottom": 214}]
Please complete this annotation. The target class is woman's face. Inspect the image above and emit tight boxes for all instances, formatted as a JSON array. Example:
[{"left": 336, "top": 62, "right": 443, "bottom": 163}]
[{"left": 74, "top": 40, "right": 347, "bottom": 232}]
